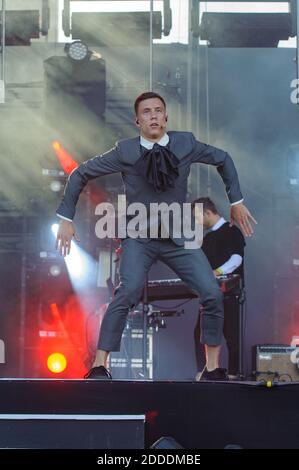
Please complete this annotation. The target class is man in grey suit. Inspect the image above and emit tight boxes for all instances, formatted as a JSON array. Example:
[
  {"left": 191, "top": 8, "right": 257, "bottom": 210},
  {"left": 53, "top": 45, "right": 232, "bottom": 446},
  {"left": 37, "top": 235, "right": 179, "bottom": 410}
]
[{"left": 56, "top": 91, "right": 256, "bottom": 381}]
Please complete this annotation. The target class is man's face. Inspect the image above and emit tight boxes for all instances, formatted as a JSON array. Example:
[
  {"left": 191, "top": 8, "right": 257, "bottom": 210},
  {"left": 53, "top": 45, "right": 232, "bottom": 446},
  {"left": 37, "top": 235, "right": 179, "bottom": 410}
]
[
  {"left": 194, "top": 208, "right": 211, "bottom": 230},
  {"left": 135, "top": 97, "right": 168, "bottom": 141},
  {"left": 202, "top": 211, "right": 211, "bottom": 229}
]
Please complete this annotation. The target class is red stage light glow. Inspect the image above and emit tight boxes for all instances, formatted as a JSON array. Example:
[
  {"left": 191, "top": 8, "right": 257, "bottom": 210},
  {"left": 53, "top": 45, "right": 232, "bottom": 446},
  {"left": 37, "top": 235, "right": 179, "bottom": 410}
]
[
  {"left": 47, "top": 352, "right": 67, "bottom": 373},
  {"left": 52, "top": 141, "right": 78, "bottom": 174}
]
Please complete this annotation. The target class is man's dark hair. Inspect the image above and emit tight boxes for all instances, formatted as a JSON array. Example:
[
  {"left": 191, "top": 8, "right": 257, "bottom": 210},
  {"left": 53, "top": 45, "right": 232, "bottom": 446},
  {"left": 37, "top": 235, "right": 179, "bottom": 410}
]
[
  {"left": 191, "top": 197, "right": 218, "bottom": 214},
  {"left": 134, "top": 92, "right": 166, "bottom": 114}
]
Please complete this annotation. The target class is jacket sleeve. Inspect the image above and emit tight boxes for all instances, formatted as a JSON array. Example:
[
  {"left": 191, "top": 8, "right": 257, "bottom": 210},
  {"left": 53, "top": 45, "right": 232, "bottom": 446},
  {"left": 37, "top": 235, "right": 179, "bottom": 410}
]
[
  {"left": 190, "top": 134, "right": 243, "bottom": 204},
  {"left": 56, "top": 143, "right": 123, "bottom": 220}
]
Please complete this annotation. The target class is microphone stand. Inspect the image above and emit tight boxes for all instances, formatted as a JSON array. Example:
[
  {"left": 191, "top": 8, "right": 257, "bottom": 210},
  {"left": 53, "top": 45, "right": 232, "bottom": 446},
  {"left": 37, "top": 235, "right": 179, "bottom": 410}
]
[{"left": 142, "top": 273, "right": 149, "bottom": 379}]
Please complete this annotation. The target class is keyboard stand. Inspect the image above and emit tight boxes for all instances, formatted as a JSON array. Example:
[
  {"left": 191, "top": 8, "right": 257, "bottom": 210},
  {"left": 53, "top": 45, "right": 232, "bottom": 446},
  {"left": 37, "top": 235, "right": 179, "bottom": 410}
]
[
  {"left": 237, "top": 286, "right": 246, "bottom": 380},
  {"left": 141, "top": 273, "right": 149, "bottom": 379}
]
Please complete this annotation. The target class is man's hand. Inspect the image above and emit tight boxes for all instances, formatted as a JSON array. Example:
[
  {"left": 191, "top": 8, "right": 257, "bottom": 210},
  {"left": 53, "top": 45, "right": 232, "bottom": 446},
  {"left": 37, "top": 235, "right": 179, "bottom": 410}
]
[
  {"left": 55, "top": 219, "right": 80, "bottom": 256},
  {"left": 230, "top": 202, "right": 257, "bottom": 237}
]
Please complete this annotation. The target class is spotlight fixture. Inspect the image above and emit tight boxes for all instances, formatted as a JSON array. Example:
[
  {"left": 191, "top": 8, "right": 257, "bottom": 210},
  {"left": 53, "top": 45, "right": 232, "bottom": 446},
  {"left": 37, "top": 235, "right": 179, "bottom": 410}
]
[
  {"left": 199, "top": 12, "right": 293, "bottom": 47},
  {"left": 51, "top": 224, "right": 59, "bottom": 236},
  {"left": 50, "top": 180, "right": 62, "bottom": 192},
  {"left": 47, "top": 352, "right": 67, "bottom": 374},
  {"left": 49, "top": 265, "right": 62, "bottom": 277},
  {"left": 65, "top": 40, "right": 89, "bottom": 62}
]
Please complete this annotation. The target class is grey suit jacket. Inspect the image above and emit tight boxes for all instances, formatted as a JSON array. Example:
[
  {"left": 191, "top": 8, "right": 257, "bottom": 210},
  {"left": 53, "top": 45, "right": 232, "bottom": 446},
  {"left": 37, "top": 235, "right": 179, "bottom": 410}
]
[{"left": 57, "top": 131, "right": 243, "bottom": 245}]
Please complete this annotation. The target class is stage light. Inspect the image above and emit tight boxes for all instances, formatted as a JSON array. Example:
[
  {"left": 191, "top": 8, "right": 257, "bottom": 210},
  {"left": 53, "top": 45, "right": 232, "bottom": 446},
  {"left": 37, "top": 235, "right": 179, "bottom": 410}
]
[
  {"left": 51, "top": 141, "right": 78, "bottom": 175},
  {"left": 65, "top": 243, "right": 97, "bottom": 291},
  {"left": 42, "top": 168, "right": 65, "bottom": 178},
  {"left": 50, "top": 180, "right": 62, "bottom": 192},
  {"left": 1, "top": 10, "right": 40, "bottom": 46},
  {"left": 64, "top": 243, "right": 83, "bottom": 278},
  {"left": 51, "top": 224, "right": 59, "bottom": 236},
  {"left": 49, "top": 264, "right": 61, "bottom": 277},
  {"left": 65, "top": 40, "right": 89, "bottom": 62},
  {"left": 47, "top": 352, "right": 67, "bottom": 374},
  {"left": 52, "top": 141, "right": 61, "bottom": 151},
  {"left": 70, "top": 11, "right": 162, "bottom": 46},
  {"left": 50, "top": 224, "right": 96, "bottom": 290},
  {"left": 199, "top": 12, "right": 293, "bottom": 47}
]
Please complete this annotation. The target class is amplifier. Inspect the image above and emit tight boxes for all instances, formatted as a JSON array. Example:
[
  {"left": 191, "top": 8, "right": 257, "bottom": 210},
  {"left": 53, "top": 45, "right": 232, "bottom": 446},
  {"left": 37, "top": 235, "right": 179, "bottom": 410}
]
[{"left": 254, "top": 344, "right": 299, "bottom": 382}]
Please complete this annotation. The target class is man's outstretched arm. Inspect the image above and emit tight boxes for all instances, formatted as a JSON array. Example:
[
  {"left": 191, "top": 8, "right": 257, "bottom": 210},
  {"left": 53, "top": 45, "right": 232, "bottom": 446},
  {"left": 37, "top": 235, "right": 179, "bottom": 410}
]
[
  {"left": 191, "top": 135, "right": 257, "bottom": 236},
  {"left": 56, "top": 144, "right": 124, "bottom": 256}
]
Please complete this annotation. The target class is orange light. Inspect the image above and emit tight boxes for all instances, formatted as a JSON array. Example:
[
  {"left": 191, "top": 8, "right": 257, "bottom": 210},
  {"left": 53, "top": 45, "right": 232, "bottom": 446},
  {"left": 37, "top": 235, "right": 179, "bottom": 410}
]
[
  {"left": 51, "top": 140, "right": 78, "bottom": 174},
  {"left": 52, "top": 140, "right": 61, "bottom": 151},
  {"left": 47, "top": 352, "right": 67, "bottom": 374}
]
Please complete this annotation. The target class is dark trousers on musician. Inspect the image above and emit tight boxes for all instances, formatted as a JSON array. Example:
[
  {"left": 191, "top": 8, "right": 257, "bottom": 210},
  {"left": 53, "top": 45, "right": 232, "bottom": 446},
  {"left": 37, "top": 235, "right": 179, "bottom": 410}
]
[
  {"left": 98, "top": 238, "right": 224, "bottom": 352},
  {"left": 194, "top": 295, "right": 240, "bottom": 375}
]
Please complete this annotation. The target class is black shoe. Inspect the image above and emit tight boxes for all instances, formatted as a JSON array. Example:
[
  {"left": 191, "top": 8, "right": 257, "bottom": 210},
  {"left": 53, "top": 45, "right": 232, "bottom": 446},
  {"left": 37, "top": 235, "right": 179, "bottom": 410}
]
[
  {"left": 197, "top": 366, "right": 228, "bottom": 382},
  {"left": 84, "top": 365, "right": 112, "bottom": 380}
]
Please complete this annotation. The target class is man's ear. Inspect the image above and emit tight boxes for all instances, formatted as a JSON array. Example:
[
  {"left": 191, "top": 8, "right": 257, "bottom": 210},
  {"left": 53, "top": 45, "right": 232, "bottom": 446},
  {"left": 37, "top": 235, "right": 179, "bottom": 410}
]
[
  {"left": 165, "top": 116, "right": 168, "bottom": 122},
  {"left": 135, "top": 119, "right": 140, "bottom": 125}
]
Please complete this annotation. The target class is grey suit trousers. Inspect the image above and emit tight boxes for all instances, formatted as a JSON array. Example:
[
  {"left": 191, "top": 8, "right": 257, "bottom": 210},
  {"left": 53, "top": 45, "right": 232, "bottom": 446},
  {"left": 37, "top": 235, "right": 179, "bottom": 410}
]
[{"left": 98, "top": 238, "right": 224, "bottom": 351}]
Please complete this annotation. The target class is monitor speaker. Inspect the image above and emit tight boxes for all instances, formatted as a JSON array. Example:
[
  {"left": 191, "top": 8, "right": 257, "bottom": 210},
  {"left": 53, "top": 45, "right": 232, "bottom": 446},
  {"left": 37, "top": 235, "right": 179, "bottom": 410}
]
[
  {"left": 254, "top": 344, "right": 299, "bottom": 382},
  {"left": 150, "top": 436, "right": 183, "bottom": 449}
]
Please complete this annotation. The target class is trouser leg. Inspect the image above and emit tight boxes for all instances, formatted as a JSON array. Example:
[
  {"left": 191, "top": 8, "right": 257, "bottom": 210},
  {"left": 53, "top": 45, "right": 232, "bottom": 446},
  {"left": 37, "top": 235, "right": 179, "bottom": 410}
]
[
  {"left": 194, "top": 308, "right": 206, "bottom": 371},
  {"left": 223, "top": 296, "right": 240, "bottom": 375},
  {"left": 160, "top": 242, "right": 224, "bottom": 346},
  {"left": 98, "top": 239, "right": 156, "bottom": 351}
]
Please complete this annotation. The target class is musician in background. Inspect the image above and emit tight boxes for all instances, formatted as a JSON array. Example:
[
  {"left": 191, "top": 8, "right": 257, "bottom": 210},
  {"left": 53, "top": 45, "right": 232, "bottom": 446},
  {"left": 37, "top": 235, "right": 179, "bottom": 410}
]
[{"left": 192, "top": 197, "right": 245, "bottom": 380}]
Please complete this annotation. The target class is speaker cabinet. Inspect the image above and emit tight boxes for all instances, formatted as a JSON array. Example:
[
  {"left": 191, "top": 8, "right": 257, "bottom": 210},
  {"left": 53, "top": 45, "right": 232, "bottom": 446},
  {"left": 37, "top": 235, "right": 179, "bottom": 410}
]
[{"left": 254, "top": 344, "right": 299, "bottom": 382}]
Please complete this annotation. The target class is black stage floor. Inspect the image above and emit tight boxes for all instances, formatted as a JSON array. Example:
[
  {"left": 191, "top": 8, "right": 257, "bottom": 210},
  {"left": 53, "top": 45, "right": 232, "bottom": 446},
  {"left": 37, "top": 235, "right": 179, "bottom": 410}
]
[{"left": 0, "top": 379, "right": 298, "bottom": 449}]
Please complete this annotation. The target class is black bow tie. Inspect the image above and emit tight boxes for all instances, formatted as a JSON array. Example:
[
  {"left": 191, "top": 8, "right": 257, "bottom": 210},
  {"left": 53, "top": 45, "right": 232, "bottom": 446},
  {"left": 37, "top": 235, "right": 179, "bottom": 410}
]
[{"left": 134, "top": 143, "right": 180, "bottom": 193}]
